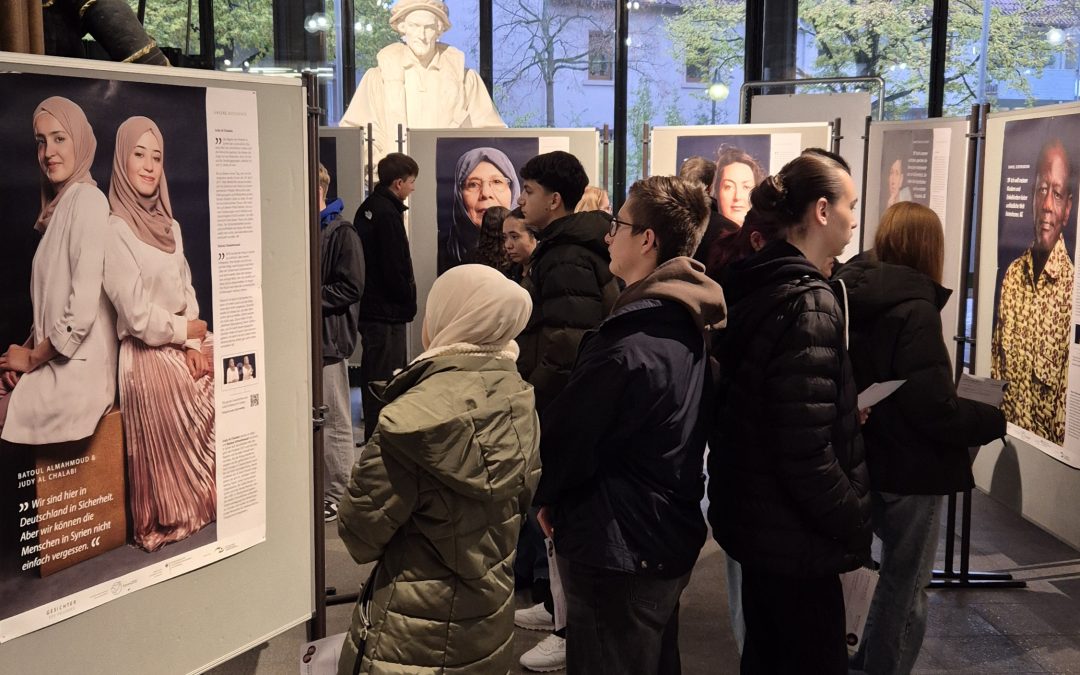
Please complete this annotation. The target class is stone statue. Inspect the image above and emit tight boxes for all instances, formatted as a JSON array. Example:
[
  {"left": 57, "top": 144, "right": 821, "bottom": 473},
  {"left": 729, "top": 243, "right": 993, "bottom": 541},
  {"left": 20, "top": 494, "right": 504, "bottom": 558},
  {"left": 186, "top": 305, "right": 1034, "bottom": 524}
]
[{"left": 340, "top": 0, "right": 505, "bottom": 161}]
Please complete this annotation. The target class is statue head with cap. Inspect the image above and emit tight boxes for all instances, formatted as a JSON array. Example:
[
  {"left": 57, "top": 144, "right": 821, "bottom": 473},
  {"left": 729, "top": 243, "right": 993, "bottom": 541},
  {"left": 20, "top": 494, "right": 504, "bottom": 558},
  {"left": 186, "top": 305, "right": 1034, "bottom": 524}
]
[{"left": 390, "top": 0, "right": 452, "bottom": 65}]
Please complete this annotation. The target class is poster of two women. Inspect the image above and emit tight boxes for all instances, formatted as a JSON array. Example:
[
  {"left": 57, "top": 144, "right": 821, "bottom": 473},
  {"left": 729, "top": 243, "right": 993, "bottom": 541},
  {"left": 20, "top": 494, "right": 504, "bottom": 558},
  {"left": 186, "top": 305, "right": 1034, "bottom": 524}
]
[{"left": 0, "top": 71, "right": 263, "bottom": 643}]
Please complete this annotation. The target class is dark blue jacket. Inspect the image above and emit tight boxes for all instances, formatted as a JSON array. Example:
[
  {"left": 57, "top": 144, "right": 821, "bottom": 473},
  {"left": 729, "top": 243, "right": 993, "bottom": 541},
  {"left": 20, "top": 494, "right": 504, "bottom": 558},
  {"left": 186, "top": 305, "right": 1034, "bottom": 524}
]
[
  {"left": 320, "top": 199, "right": 365, "bottom": 363},
  {"left": 534, "top": 258, "right": 726, "bottom": 578}
]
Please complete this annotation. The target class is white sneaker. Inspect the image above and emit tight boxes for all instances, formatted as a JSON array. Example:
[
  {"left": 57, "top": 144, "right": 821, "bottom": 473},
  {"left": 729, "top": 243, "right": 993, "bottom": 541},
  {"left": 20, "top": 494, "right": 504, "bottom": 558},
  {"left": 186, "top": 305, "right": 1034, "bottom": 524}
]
[
  {"left": 520, "top": 634, "right": 566, "bottom": 672},
  {"left": 514, "top": 602, "right": 555, "bottom": 631}
]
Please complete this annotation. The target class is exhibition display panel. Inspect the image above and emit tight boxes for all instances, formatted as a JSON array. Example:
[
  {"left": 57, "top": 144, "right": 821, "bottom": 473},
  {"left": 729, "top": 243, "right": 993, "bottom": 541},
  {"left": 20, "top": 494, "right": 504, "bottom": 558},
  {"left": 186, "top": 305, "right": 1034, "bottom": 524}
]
[
  {"left": 864, "top": 117, "right": 972, "bottom": 371},
  {"left": 404, "top": 127, "right": 600, "bottom": 359},
  {"left": 976, "top": 102, "right": 1080, "bottom": 469},
  {"left": 0, "top": 53, "right": 313, "bottom": 675}
]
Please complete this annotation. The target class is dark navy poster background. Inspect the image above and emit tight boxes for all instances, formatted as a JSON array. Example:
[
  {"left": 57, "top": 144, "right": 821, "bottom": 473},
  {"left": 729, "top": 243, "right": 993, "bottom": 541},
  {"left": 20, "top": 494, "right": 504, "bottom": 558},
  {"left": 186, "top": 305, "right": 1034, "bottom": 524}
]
[
  {"left": 674, "top": 134, "right": 772, "bottom": 174},
  {"left": 0, "top": 73, "right": 213, "bottom": 349}
]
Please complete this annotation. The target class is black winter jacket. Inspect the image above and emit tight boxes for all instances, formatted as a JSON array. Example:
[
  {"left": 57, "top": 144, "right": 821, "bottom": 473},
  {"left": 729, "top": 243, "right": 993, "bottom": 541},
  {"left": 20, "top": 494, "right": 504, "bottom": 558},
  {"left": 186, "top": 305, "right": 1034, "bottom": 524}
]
[
  {"left": 835, "top": 260, "right": 1006, "bottom": 495},
  {"left": 693, "top": 197, "right": 738, "bottom": 269},
  {"left": 517, "top": 211, "right": 620, "bottom": 412},
  {"left": 320, "top": 208, "right": 365, "bottom": 363},
  {"left": 353, "top": 184, "right": 417, "bottom": 324},
  {"left": 535, "top": 257, "right": 727, "bottom": 578},
  {"left": 708, "top": 240, "right": 871, "bottom": 578}
]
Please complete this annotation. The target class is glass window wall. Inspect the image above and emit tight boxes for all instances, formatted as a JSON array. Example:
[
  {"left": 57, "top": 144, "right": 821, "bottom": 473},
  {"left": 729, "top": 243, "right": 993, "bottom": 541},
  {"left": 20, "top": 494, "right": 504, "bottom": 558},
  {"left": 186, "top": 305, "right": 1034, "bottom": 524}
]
[
  {"left": 795, "top": 0, "right": 932, "bottom": 120},
  {"left": 626, "top": 0, "right": 747, "bottom": 183},
  {"left": 947, "top": 0, "right": 1078, "bottom": 114}
]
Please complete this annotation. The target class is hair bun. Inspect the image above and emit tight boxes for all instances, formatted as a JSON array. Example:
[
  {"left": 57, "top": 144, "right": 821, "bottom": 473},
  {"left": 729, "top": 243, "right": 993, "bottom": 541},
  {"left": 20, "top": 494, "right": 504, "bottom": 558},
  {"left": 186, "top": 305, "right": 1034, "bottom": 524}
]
[{"left": 751, "top": 175, "right": 789, "bottom": 215}]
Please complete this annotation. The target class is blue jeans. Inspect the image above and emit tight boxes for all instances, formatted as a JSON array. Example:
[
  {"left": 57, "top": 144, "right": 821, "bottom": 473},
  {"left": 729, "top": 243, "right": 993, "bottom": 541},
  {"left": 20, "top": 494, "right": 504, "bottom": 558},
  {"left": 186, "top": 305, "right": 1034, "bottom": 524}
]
[
  {"left": 725, "top": 556, "right": 745, "bottom": 653},
  {"left": 322, "top": 359, "right": 356, "bottom": 504},
  {"left": 852, "top": 492, "right": 943, "bottom": 675}
]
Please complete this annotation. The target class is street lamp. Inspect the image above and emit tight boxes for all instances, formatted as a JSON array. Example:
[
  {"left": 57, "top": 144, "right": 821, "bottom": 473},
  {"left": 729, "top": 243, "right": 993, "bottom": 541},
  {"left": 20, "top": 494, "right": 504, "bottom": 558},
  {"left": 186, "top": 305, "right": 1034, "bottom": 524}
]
[{"left": 708, "top": 80, "right": 730, "bottom": 124}]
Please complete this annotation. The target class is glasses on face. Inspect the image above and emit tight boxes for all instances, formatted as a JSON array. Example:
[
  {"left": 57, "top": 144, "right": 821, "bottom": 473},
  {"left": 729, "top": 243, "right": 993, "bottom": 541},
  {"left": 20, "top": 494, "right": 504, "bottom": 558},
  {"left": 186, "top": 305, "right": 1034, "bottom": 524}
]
[
  {"left": 602, "top": 212, "right": 636, "bottom": 237},
  {"left": 463, "top": 176, "right": 509, "bottom": 193}
]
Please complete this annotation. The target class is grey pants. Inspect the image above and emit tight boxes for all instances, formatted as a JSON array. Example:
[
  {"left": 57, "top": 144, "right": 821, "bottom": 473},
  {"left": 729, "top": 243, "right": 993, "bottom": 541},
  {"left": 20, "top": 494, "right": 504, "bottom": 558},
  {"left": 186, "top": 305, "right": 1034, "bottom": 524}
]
[{"left": 322, "top": 359, "right": 355, "bottom": 504}]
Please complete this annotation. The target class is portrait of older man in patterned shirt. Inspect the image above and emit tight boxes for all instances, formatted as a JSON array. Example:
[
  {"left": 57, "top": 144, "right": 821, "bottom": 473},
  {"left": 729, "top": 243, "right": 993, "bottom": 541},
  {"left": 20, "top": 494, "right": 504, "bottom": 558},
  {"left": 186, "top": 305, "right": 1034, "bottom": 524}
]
[{"left": 991, "top": 138, "right": 1075, "bottom": 445}]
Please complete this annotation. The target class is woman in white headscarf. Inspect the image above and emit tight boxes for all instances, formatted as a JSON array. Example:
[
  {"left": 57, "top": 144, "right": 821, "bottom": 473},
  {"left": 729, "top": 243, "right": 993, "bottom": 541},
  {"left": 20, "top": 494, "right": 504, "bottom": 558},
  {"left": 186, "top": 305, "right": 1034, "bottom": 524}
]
[
  {"left": 336, "top": 264, "right": 541, "bottom": 675},
  {"left": 103, "top": 115, "right": 215, "bottom": 553},
  {"left": 0, "top": 96, "right": 117, "bottom": 445}
]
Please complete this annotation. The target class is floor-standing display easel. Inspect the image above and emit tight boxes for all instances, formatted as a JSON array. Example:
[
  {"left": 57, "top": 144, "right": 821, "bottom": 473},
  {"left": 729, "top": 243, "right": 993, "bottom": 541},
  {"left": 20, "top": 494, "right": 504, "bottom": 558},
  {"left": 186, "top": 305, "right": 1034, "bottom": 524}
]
[
  {"left": 931, "top": 104, "right": 1023, "bottom": 589},
  {"left": 306, "top": 72, "right": 333, "bottom": 639}
]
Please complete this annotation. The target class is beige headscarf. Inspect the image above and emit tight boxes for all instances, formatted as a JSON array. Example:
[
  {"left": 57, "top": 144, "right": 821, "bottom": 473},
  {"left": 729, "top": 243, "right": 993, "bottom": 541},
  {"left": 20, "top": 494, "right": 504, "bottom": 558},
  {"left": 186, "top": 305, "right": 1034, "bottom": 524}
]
[
  {"left": 33, "top": 96, "right": 97, "bottom": 233},
  {"left": 415, "top": 264, "right": 532, "bottom": 363},
  {"left": 108, "top": 116, "right": 176, "bottom": 253}
]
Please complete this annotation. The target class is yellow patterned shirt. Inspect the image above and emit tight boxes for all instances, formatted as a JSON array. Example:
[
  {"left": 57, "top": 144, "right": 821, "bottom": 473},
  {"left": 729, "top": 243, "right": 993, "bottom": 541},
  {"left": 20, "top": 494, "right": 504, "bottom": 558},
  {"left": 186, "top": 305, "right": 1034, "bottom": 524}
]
[{"left": 991, "top": 237, "right": 1073, "bottom": 445}]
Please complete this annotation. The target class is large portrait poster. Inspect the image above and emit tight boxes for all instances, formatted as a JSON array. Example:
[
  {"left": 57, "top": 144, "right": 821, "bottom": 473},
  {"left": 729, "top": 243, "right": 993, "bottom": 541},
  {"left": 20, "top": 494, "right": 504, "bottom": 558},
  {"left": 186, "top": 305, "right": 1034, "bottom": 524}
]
[
  {"left": 667, "top": 131, "right": 806, "bottom": 229},
  {"left": 876, "top": 128, "right": 951, "bottom": 221},
  {"left": 0, "top": 73, "right": 267, "bottom": 641},
  {"left": 652, "top": 124, "right": 843, "bottom": 252},
  {"left": 435, "top": 137, "right": 539, "bottom": 274},
  {"left": 990, "top": 114, "right": 1080, "bottom": 463}
]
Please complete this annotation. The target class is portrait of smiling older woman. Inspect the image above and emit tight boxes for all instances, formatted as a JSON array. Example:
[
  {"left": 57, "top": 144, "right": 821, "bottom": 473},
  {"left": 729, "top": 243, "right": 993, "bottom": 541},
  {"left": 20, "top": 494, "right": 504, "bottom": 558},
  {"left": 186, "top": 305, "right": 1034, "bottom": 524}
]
[{"left": 440, "top": 146, "right": 520, "bottom": 273}]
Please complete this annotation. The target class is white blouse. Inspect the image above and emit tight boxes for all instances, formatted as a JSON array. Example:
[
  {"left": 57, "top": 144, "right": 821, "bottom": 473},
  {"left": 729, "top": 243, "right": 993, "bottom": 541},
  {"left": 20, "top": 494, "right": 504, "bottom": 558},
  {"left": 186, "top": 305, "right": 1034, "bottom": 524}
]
[
  {"left": 104, "top": 215, "right": 202, "bottom": 352},
  {"left": 3, "top": 183, "right": 118, "bottom": 444}
]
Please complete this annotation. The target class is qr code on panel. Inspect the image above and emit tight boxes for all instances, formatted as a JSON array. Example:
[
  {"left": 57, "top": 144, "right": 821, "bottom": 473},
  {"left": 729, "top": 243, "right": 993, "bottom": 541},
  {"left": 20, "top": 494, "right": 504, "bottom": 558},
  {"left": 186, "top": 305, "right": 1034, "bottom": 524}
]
[{"left": 250, "top": 393, "right": 260, "bottom": 407}]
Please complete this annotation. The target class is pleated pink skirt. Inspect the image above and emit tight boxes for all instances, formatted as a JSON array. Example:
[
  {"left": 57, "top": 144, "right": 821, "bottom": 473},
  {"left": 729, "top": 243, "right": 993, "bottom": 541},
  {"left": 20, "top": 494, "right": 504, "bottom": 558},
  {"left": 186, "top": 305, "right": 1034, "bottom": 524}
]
[{"left": 120, "top": 334, "right": 216, "bottom": 552}]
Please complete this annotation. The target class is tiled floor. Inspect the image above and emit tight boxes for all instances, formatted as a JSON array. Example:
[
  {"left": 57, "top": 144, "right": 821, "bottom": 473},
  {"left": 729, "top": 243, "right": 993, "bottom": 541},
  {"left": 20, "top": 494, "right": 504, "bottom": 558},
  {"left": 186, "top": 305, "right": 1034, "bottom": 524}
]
[{"left": 209, "top": 489, "right": 1080, "bottom": 674}]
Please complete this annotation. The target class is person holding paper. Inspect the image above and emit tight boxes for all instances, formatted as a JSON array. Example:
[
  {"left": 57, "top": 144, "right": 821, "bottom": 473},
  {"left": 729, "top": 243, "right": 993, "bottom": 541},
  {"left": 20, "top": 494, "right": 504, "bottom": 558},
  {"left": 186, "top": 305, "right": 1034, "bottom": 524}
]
[
  {"left": 991, "top": 138, "right": 1073, "bottom": 446},
  {"left": 335, "top": 264, "right": 539, "bottom": 675},
  {"left": 707, "top": 151, "right": 871, "bottom": 675},
  {"left": 836, "top": 202, "right": 1005, "bottom": 675},
  {"left": 103, "top": 116, "right": 216, "bottom": 552},
  {"left": 533, "top": 176, "right": 725, "bottom": 674}
]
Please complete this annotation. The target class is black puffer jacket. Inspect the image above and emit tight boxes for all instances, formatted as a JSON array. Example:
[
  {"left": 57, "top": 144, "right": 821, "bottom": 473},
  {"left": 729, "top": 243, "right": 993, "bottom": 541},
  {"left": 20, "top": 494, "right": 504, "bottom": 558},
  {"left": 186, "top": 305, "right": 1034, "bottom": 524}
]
[
  {"left": 353, "top": 184, "right": 417, "bottom": 324},
  {"left": 517, "top": 211, "right": 620, "bottom": 412},
  {"left": 708, "top": 240, "right": 871, "bottom": 578},
  {"left": 835, "top": 260, "right": 1006, "bottom": 495}
]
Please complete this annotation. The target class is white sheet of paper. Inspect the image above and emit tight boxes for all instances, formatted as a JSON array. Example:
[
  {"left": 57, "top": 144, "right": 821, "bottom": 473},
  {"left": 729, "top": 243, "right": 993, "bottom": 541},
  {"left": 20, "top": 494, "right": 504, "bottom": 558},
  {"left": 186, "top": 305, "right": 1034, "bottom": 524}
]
[
  {"left": 841, "top": 567, "right": 879, "bottom": 654},
  {"left": 545, "top": 538, "right": 567, "bottom": 631},
  {"left": 299, "top": 632, "right": 346, "bottom": 675},
  {"left": 857, "top": 380, "right": 906, "bottom": 409},
  {"left": 956, "top": 373, "right": 1007, "bottom": 408}
]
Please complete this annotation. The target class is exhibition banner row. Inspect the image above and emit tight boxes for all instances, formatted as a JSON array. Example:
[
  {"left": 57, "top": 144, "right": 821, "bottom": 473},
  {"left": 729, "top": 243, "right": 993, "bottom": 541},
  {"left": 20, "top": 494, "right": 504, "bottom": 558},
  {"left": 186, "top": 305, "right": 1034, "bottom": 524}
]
[
  {"left": 396, "top": 111, "right": 1080, "bottom": 473},
  {"left": 0, "top": 71, "right": 268, "bottom": 642},
  {"left": 3, "top": 66, "right": 1079, "bottom": 645}
]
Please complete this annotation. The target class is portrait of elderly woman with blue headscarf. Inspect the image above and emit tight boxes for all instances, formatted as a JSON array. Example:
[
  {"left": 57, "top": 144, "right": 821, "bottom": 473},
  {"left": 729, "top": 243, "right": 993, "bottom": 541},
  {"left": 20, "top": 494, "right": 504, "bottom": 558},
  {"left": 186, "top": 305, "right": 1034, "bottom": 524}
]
[{"left": 439, "top": 146, "right": 520, "bottom": 273}]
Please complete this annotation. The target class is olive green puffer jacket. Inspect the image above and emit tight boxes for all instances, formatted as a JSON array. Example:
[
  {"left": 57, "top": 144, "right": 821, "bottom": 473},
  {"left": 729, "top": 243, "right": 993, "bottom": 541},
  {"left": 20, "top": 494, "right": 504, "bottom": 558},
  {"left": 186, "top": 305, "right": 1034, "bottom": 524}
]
[{"left": 336, "top": 353, "right": 541, "bottom": 675}]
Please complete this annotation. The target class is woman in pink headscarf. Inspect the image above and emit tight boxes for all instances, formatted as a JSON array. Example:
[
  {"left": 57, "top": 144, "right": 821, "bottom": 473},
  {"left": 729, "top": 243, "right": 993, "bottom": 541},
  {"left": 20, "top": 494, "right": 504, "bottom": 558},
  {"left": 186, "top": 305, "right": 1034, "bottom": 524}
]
[
  {"left": 103, "top": 116, "right": 216, "bottom": 552},
  {"left": 0, "top": 96, "right": 117, "bottom": 445}
]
